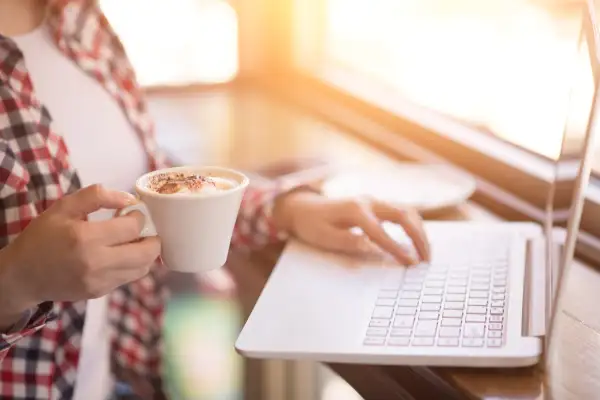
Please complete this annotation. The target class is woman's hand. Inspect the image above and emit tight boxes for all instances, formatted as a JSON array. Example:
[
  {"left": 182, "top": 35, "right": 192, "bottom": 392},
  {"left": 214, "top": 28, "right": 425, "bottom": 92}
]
[
  {"left": 0, "top": 185, "right": 161, "bottom": 323},
  {"left": 274, "top": 190, "right": 430, "bottom": 265}
]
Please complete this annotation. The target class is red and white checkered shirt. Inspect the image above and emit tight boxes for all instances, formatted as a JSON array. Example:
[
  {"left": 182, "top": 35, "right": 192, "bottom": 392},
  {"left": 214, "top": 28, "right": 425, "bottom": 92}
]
[{"left": 0, "top": 1, "right": 286, "bottom": 399}]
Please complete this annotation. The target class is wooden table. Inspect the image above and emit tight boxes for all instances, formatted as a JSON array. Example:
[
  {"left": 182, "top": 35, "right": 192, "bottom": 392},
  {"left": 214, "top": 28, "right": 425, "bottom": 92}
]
[{"left": 151, "top": 88, "right": 600, "bottom": 400}]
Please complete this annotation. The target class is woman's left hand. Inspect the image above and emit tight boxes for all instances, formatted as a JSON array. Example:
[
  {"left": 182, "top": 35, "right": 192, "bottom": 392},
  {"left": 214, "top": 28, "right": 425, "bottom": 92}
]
[{"left": 274, "top": 190, "right": 430, "bottom": 265}]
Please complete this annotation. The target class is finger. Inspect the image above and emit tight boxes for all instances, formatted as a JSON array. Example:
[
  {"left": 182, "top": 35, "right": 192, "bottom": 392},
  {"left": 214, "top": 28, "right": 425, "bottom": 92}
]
[
  {"left": 56, "top": 184, "right": 137, "bottom": 219},
  {"left": 372, "top": 202, "right": 431, "bottom": 262},
  {"left": 87, "top": 211, "right": 146, "bottom": 246},
  {"left": 106, "top": 236, "right": 162, "bottom": 270},
  {"left": 351, "top": 205, "right": 419, "bottom": 265},
  {"left": 315, "top": 225, "right": 376, "bottom": 255},
  {"left": 108, "top": 261, "right": 154, "bottom": 287}
]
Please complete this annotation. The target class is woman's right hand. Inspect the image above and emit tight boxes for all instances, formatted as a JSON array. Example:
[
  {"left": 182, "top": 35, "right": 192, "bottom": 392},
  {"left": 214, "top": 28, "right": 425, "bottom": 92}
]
[{"left": 0, "top": 184, "right": 161, "bottom": 320}]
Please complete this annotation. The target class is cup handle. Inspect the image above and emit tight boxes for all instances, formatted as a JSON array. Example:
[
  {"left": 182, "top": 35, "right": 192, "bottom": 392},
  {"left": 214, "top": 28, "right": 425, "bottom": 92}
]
[{"left": 115, "top": 201, "right": 157, "bottom": 238}]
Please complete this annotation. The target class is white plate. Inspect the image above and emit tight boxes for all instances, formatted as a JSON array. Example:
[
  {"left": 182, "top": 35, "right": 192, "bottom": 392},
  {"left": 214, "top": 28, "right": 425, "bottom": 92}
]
[{"left": 321, "top": 164, "right": 476, "bottom": 213}]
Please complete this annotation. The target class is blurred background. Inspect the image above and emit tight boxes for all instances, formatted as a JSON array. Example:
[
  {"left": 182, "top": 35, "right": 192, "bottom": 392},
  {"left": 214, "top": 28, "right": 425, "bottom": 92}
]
[{"left": 97, "top": 0, "right": 600, "bottom": 398}]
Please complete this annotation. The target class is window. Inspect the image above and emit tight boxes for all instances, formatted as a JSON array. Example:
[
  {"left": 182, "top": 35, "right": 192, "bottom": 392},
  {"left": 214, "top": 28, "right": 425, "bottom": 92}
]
[
  {"left": 100, "top": 0, "right": 238, "bottom": 87},
  {"left": 293, "top": 0, "right": 600, "bottom": 171},
  {"left": 280, "top": 0, "right": 600, "bottom": 259}
]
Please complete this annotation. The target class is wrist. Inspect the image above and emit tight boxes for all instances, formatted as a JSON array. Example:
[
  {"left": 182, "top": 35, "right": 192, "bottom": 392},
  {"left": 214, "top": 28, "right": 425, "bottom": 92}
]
[
  {"left": 0, "top": 247, "right": 38, "bottom": 328},
  {"left": 273, "top": 187, "right": 321, "bottom": 235}
]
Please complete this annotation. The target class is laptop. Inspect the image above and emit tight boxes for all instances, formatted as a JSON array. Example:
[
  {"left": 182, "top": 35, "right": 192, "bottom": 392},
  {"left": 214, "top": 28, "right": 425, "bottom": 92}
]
[{"left": 236, "top": 3, "right": 600, "bottom": 367}]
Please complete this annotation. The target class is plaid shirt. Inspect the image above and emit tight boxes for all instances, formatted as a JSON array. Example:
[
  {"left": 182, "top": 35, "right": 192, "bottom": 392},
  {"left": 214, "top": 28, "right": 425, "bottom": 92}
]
[{"left": 0, "top": 1, "right": 286, "bottom": 399}]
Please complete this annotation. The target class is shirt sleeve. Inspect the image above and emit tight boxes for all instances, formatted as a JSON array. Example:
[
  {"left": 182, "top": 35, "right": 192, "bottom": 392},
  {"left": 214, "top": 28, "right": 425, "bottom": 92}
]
[
  {"left": 0, "top": 302, "right": 56, "bottom": 362},
  {"left": 0, "top": 140, "right": 57, "bottom": 361},
  {"left": 231, "top": 179, "right": 295, "bottom": 250}
]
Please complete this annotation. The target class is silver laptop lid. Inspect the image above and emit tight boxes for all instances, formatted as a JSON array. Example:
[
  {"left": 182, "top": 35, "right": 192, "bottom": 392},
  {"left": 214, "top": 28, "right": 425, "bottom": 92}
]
[{"left": 545, "top": 0, "right": 600, "bottom": 346}]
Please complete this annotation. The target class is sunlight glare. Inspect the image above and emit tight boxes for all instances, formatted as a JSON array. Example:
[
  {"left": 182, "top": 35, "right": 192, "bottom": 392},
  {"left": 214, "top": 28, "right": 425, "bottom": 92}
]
[
  {"left": 324, "top": 0, "right": 589, "bottom": 160},
  {"left": 100, "top": 0, "right": 238, "bottom": 86}
]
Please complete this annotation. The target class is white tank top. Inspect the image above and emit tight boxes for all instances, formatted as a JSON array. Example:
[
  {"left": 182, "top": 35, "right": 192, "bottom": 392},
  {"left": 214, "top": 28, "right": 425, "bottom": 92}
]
[{"left": 12, "top": 24, "right": 148, "bottom": 400}]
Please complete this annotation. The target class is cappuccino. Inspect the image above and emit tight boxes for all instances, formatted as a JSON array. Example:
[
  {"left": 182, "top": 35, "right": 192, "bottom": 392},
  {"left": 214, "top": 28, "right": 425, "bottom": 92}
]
[{"left": 148, "top": 172, "right": 236, "bottom": 195}]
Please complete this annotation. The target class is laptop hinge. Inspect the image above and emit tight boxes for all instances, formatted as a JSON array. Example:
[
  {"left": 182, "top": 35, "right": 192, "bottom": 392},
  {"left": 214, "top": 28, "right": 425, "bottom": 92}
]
[{"left": 522, "top": 238, "right": 547, "bottom": 338}]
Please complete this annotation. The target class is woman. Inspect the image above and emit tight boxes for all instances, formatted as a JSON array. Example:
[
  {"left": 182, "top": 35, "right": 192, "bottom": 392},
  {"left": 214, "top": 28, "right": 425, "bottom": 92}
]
[{"left": 0, "top": 0, "right": 429, "bottom": 399}]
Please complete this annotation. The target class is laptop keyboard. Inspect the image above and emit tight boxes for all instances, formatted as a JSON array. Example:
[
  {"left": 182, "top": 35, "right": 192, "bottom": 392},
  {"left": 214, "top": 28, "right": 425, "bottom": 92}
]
[{"left": 364, "top": 240, "right": 509, "bottom": 348}]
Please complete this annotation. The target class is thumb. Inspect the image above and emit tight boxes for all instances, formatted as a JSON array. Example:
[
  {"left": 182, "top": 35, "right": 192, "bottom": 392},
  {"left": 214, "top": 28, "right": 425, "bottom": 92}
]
[{"left": 56, "top": 184, "right": 137, "bottom": 218}]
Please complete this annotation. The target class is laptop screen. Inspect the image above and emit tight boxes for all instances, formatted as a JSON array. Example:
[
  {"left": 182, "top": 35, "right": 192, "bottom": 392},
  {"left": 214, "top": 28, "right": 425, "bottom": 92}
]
[{"left": 545, "top": 1, "right": 600, "bottom": 341}]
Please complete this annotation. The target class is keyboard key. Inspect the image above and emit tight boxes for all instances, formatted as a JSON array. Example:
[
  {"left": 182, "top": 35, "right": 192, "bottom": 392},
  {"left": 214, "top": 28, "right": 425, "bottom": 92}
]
[
  {"left": 491, "top": 300, "right": 504, "bottom": 307},
  {"left": 376, "top": 299, "right": 396, "bottom": 307},
  {"left": 492, "top": 293, "right": 505, "bottom": 300},
  {"left": 494, "top": 280, "right": 507, "bottom": 287},
  {"left": 447, "top": 287, "right": 467, "bottom": 294},
  {"left": 398, "top": 299, "right": 419, "bottom": 307},
  {"left": 366, "top": 328, "right": 388, "bottom": 337},
  {"left": 471, "top": 277, "right": 491, "bottom": 284},
  {"left": 388, "top": 337, "right": 410, "bottom": 346},
  {"left": 445, "top": 302, "right": 464, "bottom": 310},
  {"left": 448, "top": 278, "right": 468, "bottom": 286},
  {"left": 364, "top": 337, "right": 385, "bottom": 346},
  {"left": 414, "top": 321, "right": 438, "bottom": 337},
  {"left": 438, "top": 338, "right": 459, "bottom": 347},
  {"left": 420, "top": 303, "right": 441, "bottom": 311},
  {"left": 472, "top": 271, "right": 490, "bottom": 277},
  {"left": 443, "top": 310, "right": 463, "bottom": 318},
  {"left": 406, "top": 268, "right": 426, "bottom": 277},
  {"left": 470, "top": 291, "right": 489, "bottom": 299},
  {"left": 489, "top": 323, "right": 503, "bottom": 331},
  {"left": 422, "top": 295, "right": 443, "bottom": 303},
  {"left": 467, "top": 306, "right": 487, "bottom": 314},
  {"left": 401, "top": 291, "right": 420, "bottom": 299},
  {"left": 466, "top": 314, "right": 486, "bottom": 323},
  {"left": 442, "top": 318, "right": 462, "bottom": 327},
  {"left": 427, "top": 273, "right": 447, "bottom": 281},
  {"left": 493, "top": 287, "right": 506, "bottom": 294},
  {"left": 423, "top": 288, "right": 444, "bottom": 296},
  {"left": 429, "top": 266, "right": 448, "bottom": 273},
  {"left": 487, "top": 339, "right": 503, "bottom": 347},
  {"left": 439, "top": 327, "right": 461, "bottom": 337},
  {"left": 490, "top": 315, "right": 503, "bottom": 323},
  {"left": 379, "top": 290, "right": 399, "bottom": 299},
  {"left": 372, "top": 307, "right": 394, "bottom": 319},
  {"left": 396, "top": 307, "right": 417, "bottom": 315},
  {"left": 463, "top": 323, "right": 485, "bottom": 338},
  {"left": 450, "top": 272, "right": 469, "bottom": 279},
  {"left": 490, "top": 307, "right": 504, "bottom": 315},
  {"left": 412, "top": 337, "right": 435, "bottom": 346},
  {"left": 462, "top": 338, "right": 484, "bottom": 347},
  {"left": 393, "top": 317, "right": 415, "bottom": 328},
  {"left": 471, "top": 283, "right": 489, "bottom": 291},
  {"left": 370, "top": 320, "right": 391, "bottom": 328},
  {"left": 402, "top": 284, "right": 422, "bottom": 291},
  {"left": 468, "top": 299, "right": 487, "bottom": 306},
  {"left": 418, "top": 312, "right": 439, "bottom": 320},
  {"left": 450, "top": 265, "right": 469, "bottom": 271},
  {"left": 381, "top": 279, "right": 403, "bottom": 290},
  {"left": 446, "top": 294, "right": 465, "bottom": 302},
  {"left": 488, "top": 331, "right": 502, "bottom": 338},
  {"left": 390, "top": 328, "right": 412, "bottom": 337},
  {"left": 405, "top": 277, "right": 425, "bottom": 284},
  {"left": 425, "top": 281, "right": 445, "bottom": 288}
]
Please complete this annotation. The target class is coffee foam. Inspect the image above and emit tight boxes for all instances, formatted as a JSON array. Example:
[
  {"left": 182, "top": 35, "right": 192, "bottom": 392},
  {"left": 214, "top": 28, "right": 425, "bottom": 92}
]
[{"left": 147, "top": 172, "right": 236, "bottom": 195}]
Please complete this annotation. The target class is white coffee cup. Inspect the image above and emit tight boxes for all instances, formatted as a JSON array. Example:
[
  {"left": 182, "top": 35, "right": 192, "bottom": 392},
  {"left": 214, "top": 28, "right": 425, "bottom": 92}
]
[{"left": 117, "top": 166, "right": 249, "bottom": 272}]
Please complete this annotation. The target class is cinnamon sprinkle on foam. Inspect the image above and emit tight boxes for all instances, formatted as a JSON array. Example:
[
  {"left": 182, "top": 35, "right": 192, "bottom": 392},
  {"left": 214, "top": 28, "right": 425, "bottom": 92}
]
[{"left": 149, "top": 172, "right": 216, "bottom": 194}]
